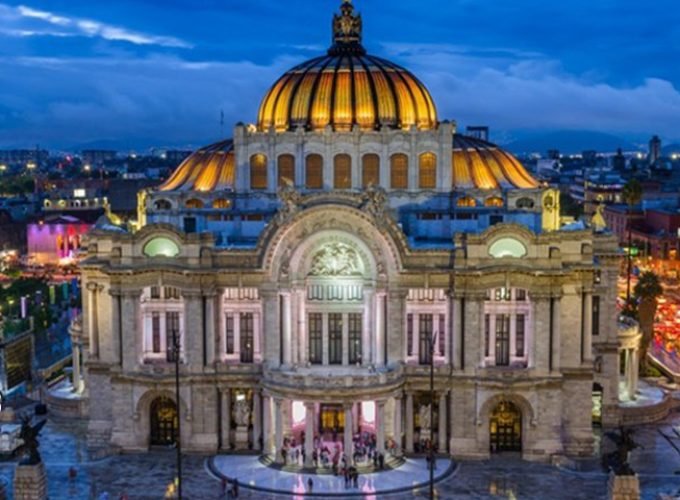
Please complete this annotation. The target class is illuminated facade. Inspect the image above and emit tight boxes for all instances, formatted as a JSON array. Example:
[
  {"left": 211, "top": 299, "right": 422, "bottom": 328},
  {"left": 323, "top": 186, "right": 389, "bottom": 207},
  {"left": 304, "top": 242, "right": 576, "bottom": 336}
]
[{"left": 81, "top": 1, "right": 623, "bottom": 462}]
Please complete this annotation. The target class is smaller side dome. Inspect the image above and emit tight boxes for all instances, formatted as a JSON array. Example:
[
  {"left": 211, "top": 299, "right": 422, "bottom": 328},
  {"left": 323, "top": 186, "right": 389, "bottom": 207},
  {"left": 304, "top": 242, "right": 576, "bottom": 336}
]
[
  {"left": 452, "top": 135, "right": 540, "bottom": 190},
  {"left": 159, "top": 140, "right": 235, "bottom": 192}
]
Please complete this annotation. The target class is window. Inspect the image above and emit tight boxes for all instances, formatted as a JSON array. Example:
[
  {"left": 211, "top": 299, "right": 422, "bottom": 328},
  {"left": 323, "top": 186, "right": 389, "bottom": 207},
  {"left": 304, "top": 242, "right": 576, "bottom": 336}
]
[
  {"left": 240, "top": 313, "right": 254, "bottom": 363},
  {"left": 457, "top": 196, "right": 477, "bottom": 208},
  {"left": 516, "top": 315, "right": 525, "bottom": 357},
  {"left": 154, "top": 199, "right": 172, "bottom": 210},
  {"left": 328, "top": 313, "right": 343, "bottom": 365},
  {"left": 390, "top": 153, "right": 408, "bottom": 189},
  {"left": 516, "top": 289, "right": 527, "bottom": 301},
  {"left": 485, "top": 197, "right": 504, "bottom": 208},
  {"left": 438, "top": 315, "right": 445, "bottom": 356},
  {"left": 186, "top": 199, "right": 204, "bottom": 209},
  {"left": 183, "top": 217, "right": 196, "bottom": 234},
  {"left": 407, "top": 314, "right": 414, "bottom": 357},
  {"left": 164, "top": 287, "right": 180, "bottom": 300},
  {"left": 278, "top": 154, "right": 295, "bottom": 187},
  {"left": 348, "top": 313, "right": 362, "bottom": 364},
  {"left": 250, "top": 154, "right": 268, "bottom": 190},
  {"left": 225, "top": 314, "right": 235, "bottom": 354},
  {"left": 212, "top": 199, "right": 231, "bottom": 209},
  {"left": 484, "top": 314, "right": 490, "bottom": 357},
  {"left": 150, "top": 286, "right": 161, "bottom": 299},
  {"left": 306, "top": 154, "right": 323, "bottom": 189},
  {"left": 419, "top": 314, "right": 433, "bottom": 365},
  {"left": 495, "top": 314, "right": 510, "bottom": 366},
  {"left": 144, "top": 238, "right": 180, "bottom": 258},
  {"left": 592, "top": 296, "right": 600, "bottom": 336},
  {"left": 309, "top": 313, "right": 323, "bottom": 364},
  {"left": 165, "top": 311, "right": 180, "bottom": 362},
  {"left": 495, "top": 288, "right": 511, "bottom": 301},
  {"left": 334, "top": 154, "right": 352, "bottom": 189},
  {"left": 362, "top": 154, "right": 380, "bottom": 187},
  {"left": 419, "top": 152, "right": 437, "bottom": 189},
  {"left": 152, "top": 312, "right": 161, "bottom": 353},
  {"left": 490, "top": 215, "right": 504, "bottom": 226}
]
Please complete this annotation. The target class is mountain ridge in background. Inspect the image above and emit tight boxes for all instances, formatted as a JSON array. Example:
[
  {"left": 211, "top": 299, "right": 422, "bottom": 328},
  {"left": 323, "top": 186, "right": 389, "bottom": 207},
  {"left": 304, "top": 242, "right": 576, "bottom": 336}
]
[{"left": 501, "top": 130, "right": 639, "bottom": 155}]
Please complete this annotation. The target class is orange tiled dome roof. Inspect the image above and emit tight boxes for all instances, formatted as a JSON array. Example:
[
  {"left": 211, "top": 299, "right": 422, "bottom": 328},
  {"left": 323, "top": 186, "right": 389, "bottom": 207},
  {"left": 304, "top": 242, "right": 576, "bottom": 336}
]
[{"left": 159, "top": 140, "right": 234, "bottom": 192}]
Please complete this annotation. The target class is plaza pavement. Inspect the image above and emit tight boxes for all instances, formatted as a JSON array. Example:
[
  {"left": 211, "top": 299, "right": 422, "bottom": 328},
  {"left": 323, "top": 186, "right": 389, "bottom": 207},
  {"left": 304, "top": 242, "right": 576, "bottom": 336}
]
[{"left": 0, "top": 405, "right": 677, "bottom": 499}]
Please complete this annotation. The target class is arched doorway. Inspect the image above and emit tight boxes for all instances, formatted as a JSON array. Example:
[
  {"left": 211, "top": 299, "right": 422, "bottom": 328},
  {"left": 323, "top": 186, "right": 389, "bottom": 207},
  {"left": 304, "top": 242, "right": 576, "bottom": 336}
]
[
  {"left": 489, "top": 401, "right": 522, "bottom": 453},
  {"left": 150, "top": 396, "right": 178, "bottom": 446}
]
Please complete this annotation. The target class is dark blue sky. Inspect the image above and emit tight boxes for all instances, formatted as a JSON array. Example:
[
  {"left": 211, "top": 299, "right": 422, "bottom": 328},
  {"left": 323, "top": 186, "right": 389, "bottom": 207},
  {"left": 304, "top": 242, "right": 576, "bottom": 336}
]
[{"left": 0, "top": 0, "right": 678, "bottom": 150}]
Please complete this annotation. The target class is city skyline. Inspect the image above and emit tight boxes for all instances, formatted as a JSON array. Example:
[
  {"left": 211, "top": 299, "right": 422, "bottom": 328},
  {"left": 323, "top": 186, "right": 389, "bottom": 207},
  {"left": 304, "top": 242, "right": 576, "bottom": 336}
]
[{"left": 0, "top": 0, "right": 679, "bottom": 149}]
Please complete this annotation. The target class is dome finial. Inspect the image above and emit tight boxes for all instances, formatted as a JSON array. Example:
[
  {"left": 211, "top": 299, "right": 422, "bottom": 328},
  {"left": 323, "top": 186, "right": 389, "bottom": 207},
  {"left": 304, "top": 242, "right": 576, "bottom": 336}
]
[{"left": 330, "top": 0, "right": 364, "bottom": 54}]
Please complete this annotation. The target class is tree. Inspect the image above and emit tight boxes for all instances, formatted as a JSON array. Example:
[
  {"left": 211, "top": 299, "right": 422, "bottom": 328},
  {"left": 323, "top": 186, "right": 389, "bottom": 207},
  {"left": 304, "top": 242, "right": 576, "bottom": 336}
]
[
  {"left": 622, "top": 179, "right": 642, "bottom": 303},
  {"left": 633, "top": 271, "right": 663, "bottom": 374}
]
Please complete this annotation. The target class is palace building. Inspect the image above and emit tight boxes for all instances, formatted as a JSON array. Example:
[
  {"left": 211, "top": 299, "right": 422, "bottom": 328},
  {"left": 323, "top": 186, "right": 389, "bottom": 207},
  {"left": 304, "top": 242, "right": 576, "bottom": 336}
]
[{"left": 78, "top": 0, "right": 623, "bottom": 462}]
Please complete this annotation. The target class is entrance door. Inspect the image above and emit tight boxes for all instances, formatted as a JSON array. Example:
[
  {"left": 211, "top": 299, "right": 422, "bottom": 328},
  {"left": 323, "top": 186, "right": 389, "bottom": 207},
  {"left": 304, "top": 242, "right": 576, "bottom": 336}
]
[
  {"left": 150, "top": 396, "right": 178, "bottom": 446},
  {"left": 489, "top": 401, "right": 521, "bottom": 452},
  {"left": 320, "top": 404, "right": 345, "bottom": 434}
]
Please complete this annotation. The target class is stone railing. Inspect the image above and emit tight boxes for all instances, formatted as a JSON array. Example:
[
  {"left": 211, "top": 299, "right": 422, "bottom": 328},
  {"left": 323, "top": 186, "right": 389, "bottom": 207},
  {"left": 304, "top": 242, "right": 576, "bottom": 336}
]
[{"left": 263, "top": 364, "right": 404, "bottom": 390}]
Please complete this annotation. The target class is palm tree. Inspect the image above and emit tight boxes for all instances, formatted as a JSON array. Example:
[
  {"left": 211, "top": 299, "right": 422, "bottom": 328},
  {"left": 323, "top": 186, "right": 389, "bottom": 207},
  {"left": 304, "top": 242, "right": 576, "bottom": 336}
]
[
  {"left": 622, "top": 179, "right": 642, "bottom": 304},
  {"left": 633, "top": 271, "right": 663, "bottom": 374}
]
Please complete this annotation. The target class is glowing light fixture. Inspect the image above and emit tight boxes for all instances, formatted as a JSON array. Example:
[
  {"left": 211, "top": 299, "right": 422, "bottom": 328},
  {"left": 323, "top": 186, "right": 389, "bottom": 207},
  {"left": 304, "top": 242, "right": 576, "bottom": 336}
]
[
  {"left": 143, "top": 237, "right": 180, "bottom": 258},
  {"left": 489, "top": 238, "right": 527, "bottom": 259},
  {"left": 292, "top": 401, "right": 306, "bottom": 425},
  {"left": 362, "top": 401, "right": 375, "bottom": 424}
]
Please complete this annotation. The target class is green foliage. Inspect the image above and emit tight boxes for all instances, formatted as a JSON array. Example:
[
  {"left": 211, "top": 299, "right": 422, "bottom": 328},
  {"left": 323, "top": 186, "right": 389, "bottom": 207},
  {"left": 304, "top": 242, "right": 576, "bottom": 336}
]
[
  {"left": 0, "top": 175, "right": 35, "bottom": 196},
  {"left": 622, "top": 179, "right": 642, "bottom": 208},
  {"left": 634, "top": 271, "right": 663, "bottom": 301}
]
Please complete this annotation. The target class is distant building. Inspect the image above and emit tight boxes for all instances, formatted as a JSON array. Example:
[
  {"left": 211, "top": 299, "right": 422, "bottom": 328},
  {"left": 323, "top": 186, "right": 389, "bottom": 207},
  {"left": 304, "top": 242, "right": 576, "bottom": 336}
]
[
  {"left": 547, "top": 149, "right": 561, "bottom": 160},
  {"left": 0, "top": 149, "right": 48, "bottom": 168},
  {"left": 165, "top": 150, "right": 193, "bottom": 163},
  {"left": 612, "top": 149, "right": 626, "bottom": 171},
  {"left": 465, "top": 126, "right": 489, "bottom": 141},
  {"left": 82, "top": 150, "right": 117, "bottom": 166},
  {"left": 648, "top": 135, "right": 662, "bottom": 166},
  {"left": 27, "top": 215, "right": 91, "bottom": 265}
]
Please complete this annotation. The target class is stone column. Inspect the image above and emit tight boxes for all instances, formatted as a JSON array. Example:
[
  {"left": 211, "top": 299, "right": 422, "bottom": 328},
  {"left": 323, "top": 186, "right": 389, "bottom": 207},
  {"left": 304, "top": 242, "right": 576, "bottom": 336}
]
[
  {"left": 205, "top": 293, "right": 217, "bottom": 366},
  {"left": 438, "top": 392, "right": 447, "bottom": 453},
  {"left": 376, "top": 400, "right": 386, "bottom": 455},
  {"left": 374, "top": 292, "right": 385, "bottom": 365},
  {"left": 262, "top": 396, "right": 272, "bottom": 456},
  {"left": 297, "top": 289, "right": 307, "bottom": 365},
  {"left": 274, "top": 398, "right": 284, "bottom": 463},
  {"left": 182, "top": 291, "right": 203, "bottom": 368},
  {"left": 451, "top": 296, "right": 462, "bottom": 370},
  {"left": 551, "top": 296, "right": 561, "bottom": 372},
  {"left": 631, "top": 349, "right": 639, "bottom": 397},
  {"left": 405, "top": 393, "right": 414, "bottom": 453},
  {"left": 394, "top": 396, "right": 402, "bottom": 455},
  {"left": 344, "top": 403, "right": 354, "bottom": 462},
  {"left": 281, "top": 292, "right": 292, "bottom": 366},
  {"left": 120, "top": 291, "right": 140, "bottom": 372},
  {"left": 304, "top": 402, "right": 315, "bottom": 467},
  {"left": 69, "top": 319, "right": 82, "bottom": 393},
  {"left": 363, "top": 289, "right": 374, "bottom": 366},
  {"left": 222, "top": 389, "right": 231, "bottom": 450},
  {"left": 86, "top": 282, "right": 100, "bottom": 359},
  {"left": 109, "top": 289, "right": 122, "bottom": 366},
  {"left": 583, "top": 290, "right": 593, "bottom": 362},
  {"left": 253, "top": 391, "right": 262, "bottom": 450}
]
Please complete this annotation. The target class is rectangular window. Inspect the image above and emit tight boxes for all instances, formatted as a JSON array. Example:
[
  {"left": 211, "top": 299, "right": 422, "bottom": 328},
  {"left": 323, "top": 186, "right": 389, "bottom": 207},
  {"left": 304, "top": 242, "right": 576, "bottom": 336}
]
[
  {"left": 592, "top": 296, "right": 600, "bottom": 336},
  {"left": 348, "top": 313, "right": 362, "bottom": 365},
  {"left": 495, "top": 314, "right": 510, "bottom": 366},
  {"left": 484, "top": 314, "right": 490, "bottom": 357},
  {"left": 516, "top": 289, "right": 526, "bottom": 301},
  {"left": 419, "top": 314, "right": 433, "bottom": 365},
  {"left": 165, "top": 311, "right": 180, "bottom": 362},
  {"left": 438, "top": 314, "right": 445, "bottom": 356},
  {"left": 328, "top": 313, "right": 343, "bottom": 365},
  {"left": 152, "top": 312, "right": 161, "bottom": 353},
  {"left": 150, "top": 286, "right": 161, "bottom": 299},
  {"left": 516, "top": 314, "right": 525, "bottom": 357},
  {"left": 225, "top": 313, "right": 235, "bottom": 355},
  {"left": 164, "top": 287, "right": 180, "bottom": 300},
  {"left": 309, "top": 313, "right": 323, "bottom": 365},
  {"left": 240, "top": 313, "right": 254, "bottom": 363},
  {"left": 407, "top": 314, "right": 413, "bottom": 357}
]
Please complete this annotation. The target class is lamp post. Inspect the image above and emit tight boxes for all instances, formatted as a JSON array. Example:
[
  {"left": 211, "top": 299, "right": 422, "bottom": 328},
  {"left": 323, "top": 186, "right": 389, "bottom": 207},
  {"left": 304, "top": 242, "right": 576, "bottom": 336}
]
[
  {"left": 169, "top": 329, "right": 183, "bottom": 499},
  {"left": 429, "top": 331, "right": 437, "bottom": 500}
]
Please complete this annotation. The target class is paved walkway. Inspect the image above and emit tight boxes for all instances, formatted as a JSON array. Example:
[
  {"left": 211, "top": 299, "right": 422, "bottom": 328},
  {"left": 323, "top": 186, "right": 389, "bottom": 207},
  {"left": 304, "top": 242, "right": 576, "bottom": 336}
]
[
  {"left": 209, "top": 455, "right": 454, "bottom": 496},
  {"left": 0, "top": 409, "right": 676, "bottom": 498}
]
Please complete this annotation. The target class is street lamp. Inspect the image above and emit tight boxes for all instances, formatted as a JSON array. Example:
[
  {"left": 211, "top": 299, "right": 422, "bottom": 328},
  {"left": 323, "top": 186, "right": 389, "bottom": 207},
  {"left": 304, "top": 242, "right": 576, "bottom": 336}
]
[
  {"left": 167, "top": 328, "right": 183, "bottom": 499},
  {"left": 428, "top": 330, "right": 438, "bottom": 500}
]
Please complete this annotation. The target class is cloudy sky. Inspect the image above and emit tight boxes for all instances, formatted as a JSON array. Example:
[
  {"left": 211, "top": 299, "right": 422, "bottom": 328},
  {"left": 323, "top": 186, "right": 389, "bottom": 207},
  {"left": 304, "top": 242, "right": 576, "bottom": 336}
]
[{"left": 0, "top": 0, "right": 678, "bottom": 149}]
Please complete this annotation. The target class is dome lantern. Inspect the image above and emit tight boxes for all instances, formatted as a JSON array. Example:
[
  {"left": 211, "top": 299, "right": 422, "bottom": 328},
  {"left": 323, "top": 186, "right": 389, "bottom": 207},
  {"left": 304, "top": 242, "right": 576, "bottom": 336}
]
[{"left": 329, "top": 0, "right": 366, "bottom": 56}]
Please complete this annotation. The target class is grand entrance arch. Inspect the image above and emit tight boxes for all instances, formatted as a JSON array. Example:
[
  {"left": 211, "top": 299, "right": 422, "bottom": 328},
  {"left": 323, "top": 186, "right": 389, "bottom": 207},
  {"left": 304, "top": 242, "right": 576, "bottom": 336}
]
[
  {"left": 489, "top": 401, "right": 522, "bottom": 453},
  {"left": 150, "top": 396, "right": 178, "bottom": 446}
]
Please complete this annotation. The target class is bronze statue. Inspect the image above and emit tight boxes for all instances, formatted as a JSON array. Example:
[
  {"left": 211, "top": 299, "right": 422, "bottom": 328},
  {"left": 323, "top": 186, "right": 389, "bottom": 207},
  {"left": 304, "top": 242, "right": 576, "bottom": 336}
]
[
  {"left": 16, "top": 416, "right": 47, "bottom": 465},
  {"left": 603, "top": 426, "right": 640, "bottom": 476}
]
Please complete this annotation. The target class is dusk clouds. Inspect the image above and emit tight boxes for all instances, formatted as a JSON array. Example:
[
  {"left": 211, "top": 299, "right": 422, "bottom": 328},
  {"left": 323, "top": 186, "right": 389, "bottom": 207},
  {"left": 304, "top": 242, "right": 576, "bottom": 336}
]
[{"left": 0, "top": 0, "right": 678, "bottom": 149}]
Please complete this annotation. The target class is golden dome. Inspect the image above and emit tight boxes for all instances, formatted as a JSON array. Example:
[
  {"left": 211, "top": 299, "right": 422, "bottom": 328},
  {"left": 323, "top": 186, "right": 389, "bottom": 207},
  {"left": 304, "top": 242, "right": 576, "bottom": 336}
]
[
  {"left": 452, "top": 135, "right": 540, "bottom": 190},
  {"left": 257, "top": 1, "right": 437, "bottom": 133},
  {"left": 159, "top": 140, "right": 235, "bottom": 192}
]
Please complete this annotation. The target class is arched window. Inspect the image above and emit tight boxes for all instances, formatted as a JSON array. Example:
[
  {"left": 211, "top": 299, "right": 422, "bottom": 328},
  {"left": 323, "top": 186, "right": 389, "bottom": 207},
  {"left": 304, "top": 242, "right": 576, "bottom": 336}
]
[
  {"left": 516, "top": 197, "right": 535, "bottom": 209},
  {"left": 418, "top": 152, "right": 437, "bottom": 189},
  {"left": 250, "top": 154, "right": 268, "bottom": 190},
  {"left": 390, "top": 153, "right": 408, "bottom": 189},
  {"left": 154, "top": 199, "right": 172, "bottom": 210},
  {"left": 457, "top": 196, "right": 477, "bottom": 208},
  {"left": 362, "top": 154, "right": 380, "bottom": 187},
  {"left": 185, "top": 199, "right": 204, "bottom": 209},
  {"left": 485, "top": 196, "right": 504, "bottom": 208},
  {"left": 306, "top": 154, "right": 323, "bottom": 189},
  {"left": 334, "top": 154, "right": 352, "bottom": 189},
  {"left": 212, "top": 199, "right": 231, "bottom": 209},
  {"left": 278, "top": 154, "right": 295, "bottom": 187}
]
